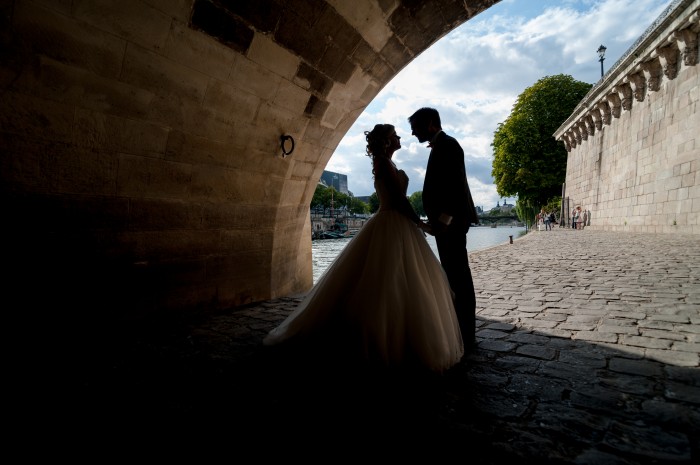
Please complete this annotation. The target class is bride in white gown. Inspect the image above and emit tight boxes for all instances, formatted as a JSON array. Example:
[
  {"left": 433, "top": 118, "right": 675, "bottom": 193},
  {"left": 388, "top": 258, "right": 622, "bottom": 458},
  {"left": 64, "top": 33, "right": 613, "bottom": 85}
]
[{"left": 264, "top": 124, "right": 463, "bottom": 373}]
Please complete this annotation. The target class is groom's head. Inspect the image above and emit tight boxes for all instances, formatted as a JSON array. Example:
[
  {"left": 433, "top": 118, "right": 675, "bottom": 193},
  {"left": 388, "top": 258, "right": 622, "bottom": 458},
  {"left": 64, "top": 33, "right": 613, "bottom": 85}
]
[{"left": 408, "top": 107, "right": 442, "bottom": 143}]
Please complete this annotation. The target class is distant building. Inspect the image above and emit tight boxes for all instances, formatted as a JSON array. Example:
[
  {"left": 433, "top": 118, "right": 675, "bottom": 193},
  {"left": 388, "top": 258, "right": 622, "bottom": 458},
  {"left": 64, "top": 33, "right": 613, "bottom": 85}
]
[
  {"left": 489, "top": 199, "right": 514, "bottom": 213},
  {"left": 320, "top": 170, "right": 348, "bottom": 195}
]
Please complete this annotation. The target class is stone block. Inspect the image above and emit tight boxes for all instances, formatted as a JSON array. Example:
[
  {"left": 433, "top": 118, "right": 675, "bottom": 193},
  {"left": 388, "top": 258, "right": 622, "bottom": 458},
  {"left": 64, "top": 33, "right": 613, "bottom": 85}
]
[
  {"left": 74, "top": 108, "right": 169, "bottom": 156},
  {"left": 163, "top": 22, "right": 237, "bottom": 81},
  {"left": 13, "top": 56, "right": 154, "bottom": 120},
  {"left": 231, "top": 56, "right": 281, "bottom": 101},
  {"left": 14, "top": 1, "right": 126, "bottom": 78},
  {"left": 0, "top": 134, "right": 62, "bottom": 191},
  {"left": 330, "top": 0, "right": 391, "bottom": 51},
  {"left": 129, "top": 197, "right": 203, "bottom": 230},
  {"left": 129, "top": 229, "right": 221, "bottom": 261},
  {"left": 122, "top": 44, "right": 209, "bottom": 102},
  {"left": 221, "top": 229, "right": 273, "bottom": 253},
  {"left": 117, "top": 154, "right": 192, "bottom": 199},
  {"left": 183, "top": 105, "right": 235, "bottom": 142},
  {"left": 142, "top": 0, "right": 191, "bottom": 22},
  {"left": 273, "top": 80, "right": 311, "bottom": 114},
  {"left": 0, "top": 91, "right": 73, "bottom": 142},
  {"left": 30, "top": 0, "right": 72, "bottom": 14},
  {"left": 190, "top": 165, "right": 282, "bottom": 204},
  {"left": 248, "top": 33, "right": 300, "bottom": 81},
  {"left": 256, "top": 101, "right": 308, "bottom": 137},
  {"left": 166, "top": 130, "right": 234, "bottom": 167},
  {"left": 54, "top": 146, "right": 119, "bottom": 196},
  {"left": 72, "top": 0, "right": 171, "bottom": 51}
]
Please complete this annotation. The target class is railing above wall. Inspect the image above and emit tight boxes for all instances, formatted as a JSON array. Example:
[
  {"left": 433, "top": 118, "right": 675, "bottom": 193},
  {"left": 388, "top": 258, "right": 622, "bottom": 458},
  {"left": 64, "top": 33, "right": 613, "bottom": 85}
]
[{"left": 553, "top": 0, "right": 700, "bottom": 150}]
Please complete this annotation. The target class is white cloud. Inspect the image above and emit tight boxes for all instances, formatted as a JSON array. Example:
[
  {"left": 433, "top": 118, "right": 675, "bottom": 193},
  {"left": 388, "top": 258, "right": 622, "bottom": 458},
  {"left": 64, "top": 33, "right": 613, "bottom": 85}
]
[{"left": 326, "top": 0, "right": 673, "bottom": 209}]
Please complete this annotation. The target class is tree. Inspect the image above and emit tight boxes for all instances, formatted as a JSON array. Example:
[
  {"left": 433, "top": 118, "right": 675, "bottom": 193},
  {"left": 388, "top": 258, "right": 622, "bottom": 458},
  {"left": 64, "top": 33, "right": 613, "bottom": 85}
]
[
  {"left": 368, "top": 192, "right": 380, "bottom": 214},
  {"left": 311, "top": 184, "right": 369, "bottom": 216},
  {"left": 348, "top": 196, "right": 369, "bottom": 215},
  {"left": 409, "top": 191, "right": 425, "bottom": 217},
  {"left": 310, "top": 184, "right": 331, "bottom": 213},
  {"left": 515, "top": 198, "right": 538, "bottom": 230},
  {"left": 491, "top": 74, "right": 592, "bottom": 207}
]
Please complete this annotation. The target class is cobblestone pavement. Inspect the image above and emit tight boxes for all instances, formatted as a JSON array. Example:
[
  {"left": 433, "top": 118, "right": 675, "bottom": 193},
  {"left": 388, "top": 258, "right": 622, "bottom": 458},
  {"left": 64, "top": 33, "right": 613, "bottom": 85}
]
[{"left": 33, "top": 229, "right": 699, "bottom": 462}]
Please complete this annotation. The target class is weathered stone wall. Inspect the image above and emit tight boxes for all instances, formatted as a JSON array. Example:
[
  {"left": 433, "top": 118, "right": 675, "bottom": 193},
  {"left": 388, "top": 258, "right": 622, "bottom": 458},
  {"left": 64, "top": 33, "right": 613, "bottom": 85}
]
[
  {"left": 556, "top": 0, "right": 699, "bottom": 234},
  {"left": 0, "top": 0, "right": 500, "bottom": 323}
]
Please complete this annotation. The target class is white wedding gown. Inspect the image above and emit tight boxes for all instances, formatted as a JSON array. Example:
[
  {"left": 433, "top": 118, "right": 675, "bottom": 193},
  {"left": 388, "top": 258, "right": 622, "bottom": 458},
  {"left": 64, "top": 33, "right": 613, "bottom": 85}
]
[{"left": 264, "top": 169, "right": 463, "bottom": 372}]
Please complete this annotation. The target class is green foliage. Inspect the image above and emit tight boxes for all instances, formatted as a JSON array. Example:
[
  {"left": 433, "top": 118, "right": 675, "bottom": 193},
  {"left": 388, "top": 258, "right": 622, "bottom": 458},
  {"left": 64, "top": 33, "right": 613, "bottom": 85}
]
[
  {"left": 409, "top": 191, "right": 425, "bottom": 217},
  {"left": 543, "top": 196, "right": 561, "bottom": 219},
  {"left": 491, "top": 74, "right": 592, "bottom": 207},
  {"left": 515, "top": 198, "right": 538, "bottom": 227},
  {"left": 368, "top": 192, "right": 380, "bottom": 214},
  {"left": 311, "top": 184, "right": 369, "bottom": 215},
  {"left": 348, "top": 196, "right": 369, "bottom": 214},
  {"left": 310, "top": 183, "right": 331, "bottom": 210}
]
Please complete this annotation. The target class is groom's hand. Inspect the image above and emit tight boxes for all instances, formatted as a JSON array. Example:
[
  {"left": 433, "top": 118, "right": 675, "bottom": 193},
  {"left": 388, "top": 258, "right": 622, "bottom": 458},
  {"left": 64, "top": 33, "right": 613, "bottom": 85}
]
[{"left": 431, "top": 221, "right": 447, "bottom": 235}]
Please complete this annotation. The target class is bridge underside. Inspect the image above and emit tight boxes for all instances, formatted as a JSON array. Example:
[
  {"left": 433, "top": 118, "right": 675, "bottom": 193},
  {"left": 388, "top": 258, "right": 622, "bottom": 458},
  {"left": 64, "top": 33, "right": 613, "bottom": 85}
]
[{"left": 1, "top": 0, "right": 501, "bottom": 326}]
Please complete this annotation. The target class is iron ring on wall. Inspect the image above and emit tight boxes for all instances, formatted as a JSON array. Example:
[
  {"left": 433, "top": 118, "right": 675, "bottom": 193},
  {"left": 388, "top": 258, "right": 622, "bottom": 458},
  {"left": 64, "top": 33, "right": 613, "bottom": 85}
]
[{"left": 280, "top": 135, "right": 295, "bottom": 157}]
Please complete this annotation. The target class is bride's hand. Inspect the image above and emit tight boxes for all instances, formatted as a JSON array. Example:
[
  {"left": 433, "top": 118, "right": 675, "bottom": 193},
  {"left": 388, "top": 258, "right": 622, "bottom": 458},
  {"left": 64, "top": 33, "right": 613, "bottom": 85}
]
[{"left": 418, "top": 221, "right": 433, "bottom": 236}]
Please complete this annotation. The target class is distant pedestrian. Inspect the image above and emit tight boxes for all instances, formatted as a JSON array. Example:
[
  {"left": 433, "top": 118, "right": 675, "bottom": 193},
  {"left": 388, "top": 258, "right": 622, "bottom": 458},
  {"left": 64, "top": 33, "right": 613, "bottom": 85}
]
[
  {"left": 575, "top": 206, "right": 584, "bottom": 229},
  {"left": 542, "top": 208, "right": 552, "bottom": 231}
]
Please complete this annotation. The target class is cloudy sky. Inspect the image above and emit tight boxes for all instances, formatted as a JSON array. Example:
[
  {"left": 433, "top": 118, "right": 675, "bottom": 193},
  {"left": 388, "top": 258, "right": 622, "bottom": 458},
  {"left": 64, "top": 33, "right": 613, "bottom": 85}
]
[{"left": 325, "top": 0, "right": 674, "bottom": 211}]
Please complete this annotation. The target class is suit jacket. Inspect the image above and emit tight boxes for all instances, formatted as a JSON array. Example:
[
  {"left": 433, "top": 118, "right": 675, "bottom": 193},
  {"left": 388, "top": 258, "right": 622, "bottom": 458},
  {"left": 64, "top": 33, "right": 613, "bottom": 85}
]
[{"left": 422, "top": 131, "right": 479, "bottom": 232}]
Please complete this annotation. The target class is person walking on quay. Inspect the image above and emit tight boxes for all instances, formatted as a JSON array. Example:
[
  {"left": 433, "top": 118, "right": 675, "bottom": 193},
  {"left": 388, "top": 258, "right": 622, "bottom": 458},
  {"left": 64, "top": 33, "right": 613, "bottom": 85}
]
[
  {"left": 408, "top": 107, "right": 479, "bottom": 348},
  {"left": 575, "top": 206, "right": 585, "bottom": 229},
  {"left": 264, "top": 123, "right": 463, "bottom": 373},
  {"left": 572, "top": 207, "right": 578, "bottom": 229},
  {"left": 541, "top": 208, "right": 552, "bottom": 231}
]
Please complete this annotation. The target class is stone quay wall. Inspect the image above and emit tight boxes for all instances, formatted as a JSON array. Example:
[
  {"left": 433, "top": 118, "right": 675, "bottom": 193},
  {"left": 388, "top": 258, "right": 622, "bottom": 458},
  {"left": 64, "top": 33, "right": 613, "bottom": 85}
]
[{"left": 555, "top": 0, "right": 700, "bottom": 234}]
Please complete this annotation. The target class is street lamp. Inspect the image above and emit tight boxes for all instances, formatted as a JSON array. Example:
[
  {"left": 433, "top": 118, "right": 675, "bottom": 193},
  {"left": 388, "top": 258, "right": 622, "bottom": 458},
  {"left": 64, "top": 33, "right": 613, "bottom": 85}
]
[{"left": 597, "top": 44, "right": 607, "bottom": 78}]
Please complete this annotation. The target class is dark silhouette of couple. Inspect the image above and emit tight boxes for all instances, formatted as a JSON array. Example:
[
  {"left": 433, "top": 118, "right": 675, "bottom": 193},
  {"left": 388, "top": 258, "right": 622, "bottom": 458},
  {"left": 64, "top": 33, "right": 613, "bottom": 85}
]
[{"left": 264, "top": 108, "right": 478, "bottom": 373}]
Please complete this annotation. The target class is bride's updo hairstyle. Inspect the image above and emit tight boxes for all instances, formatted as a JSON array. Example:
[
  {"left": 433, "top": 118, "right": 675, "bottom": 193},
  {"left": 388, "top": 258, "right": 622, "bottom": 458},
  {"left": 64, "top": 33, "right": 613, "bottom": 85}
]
[
  {"left": 365, "top": 124, "right": 394, "bottom": 177},
  {"left": 364, "top": 123, "right": 394, "bottom": 158}
]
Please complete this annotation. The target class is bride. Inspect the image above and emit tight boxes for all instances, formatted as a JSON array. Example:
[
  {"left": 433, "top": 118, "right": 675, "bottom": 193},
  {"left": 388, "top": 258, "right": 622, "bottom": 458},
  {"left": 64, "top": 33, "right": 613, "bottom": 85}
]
[{"left": 263, "top": 123, "right": 463, "bottom": 373}]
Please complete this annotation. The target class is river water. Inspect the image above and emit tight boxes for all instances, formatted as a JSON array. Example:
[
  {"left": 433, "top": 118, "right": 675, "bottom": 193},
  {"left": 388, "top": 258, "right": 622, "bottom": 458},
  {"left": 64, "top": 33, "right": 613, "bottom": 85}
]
[{"left": 312, "top": 225, "right": 527, "bottom": 284}]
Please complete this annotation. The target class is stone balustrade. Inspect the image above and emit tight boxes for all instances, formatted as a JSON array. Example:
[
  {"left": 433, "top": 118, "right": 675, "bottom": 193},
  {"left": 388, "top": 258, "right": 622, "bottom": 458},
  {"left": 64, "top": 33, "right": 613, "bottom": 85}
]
[{"left": 557, "top": 2, "right": 698, "bottom": 150}]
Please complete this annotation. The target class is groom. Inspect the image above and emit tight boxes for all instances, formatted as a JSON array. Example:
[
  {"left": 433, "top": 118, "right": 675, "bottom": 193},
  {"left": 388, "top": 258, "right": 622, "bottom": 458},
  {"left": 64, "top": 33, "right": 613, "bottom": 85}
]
[{"left": 408, "top": 107, "right": 479, "bottom": 348}]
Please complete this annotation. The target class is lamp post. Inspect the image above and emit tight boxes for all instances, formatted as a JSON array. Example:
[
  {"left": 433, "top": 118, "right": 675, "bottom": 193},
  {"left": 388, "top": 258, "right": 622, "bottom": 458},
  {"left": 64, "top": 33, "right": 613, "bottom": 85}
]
[{"left": 597, "top": 44, "right": 607, "bottom": 78}]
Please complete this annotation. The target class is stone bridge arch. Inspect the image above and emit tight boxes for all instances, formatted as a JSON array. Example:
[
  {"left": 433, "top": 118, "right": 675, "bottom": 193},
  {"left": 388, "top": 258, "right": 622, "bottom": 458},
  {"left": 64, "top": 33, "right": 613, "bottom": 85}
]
[{"left": 1, "top": 0, "right": 501, "bottom": 323}]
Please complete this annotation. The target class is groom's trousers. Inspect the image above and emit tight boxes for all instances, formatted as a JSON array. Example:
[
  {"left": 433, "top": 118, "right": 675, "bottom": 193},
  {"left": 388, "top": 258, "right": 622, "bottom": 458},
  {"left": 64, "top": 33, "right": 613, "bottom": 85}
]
[{"left": 435, "top": 227, "right": 477, "bottom": 345}]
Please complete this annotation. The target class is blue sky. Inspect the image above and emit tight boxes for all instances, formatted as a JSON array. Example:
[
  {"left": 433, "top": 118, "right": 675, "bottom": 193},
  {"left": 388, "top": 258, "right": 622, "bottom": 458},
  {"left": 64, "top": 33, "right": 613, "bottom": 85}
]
[{"left": 325, "top": 0, "right": 674, "bottom": 211}]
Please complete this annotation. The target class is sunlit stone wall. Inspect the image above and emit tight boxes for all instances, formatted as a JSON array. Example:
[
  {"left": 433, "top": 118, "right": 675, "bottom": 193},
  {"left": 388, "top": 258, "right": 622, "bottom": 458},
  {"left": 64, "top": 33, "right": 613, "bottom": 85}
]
[{"left": 555, "top": 0, "right": 699, "bottom": 233}]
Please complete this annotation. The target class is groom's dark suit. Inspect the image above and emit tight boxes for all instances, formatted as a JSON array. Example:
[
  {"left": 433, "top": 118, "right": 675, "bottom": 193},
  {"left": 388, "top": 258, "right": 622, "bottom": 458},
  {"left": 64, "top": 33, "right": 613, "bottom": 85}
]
[{"left": 423, "top": 131, "right": 479, "bottom": 344}]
